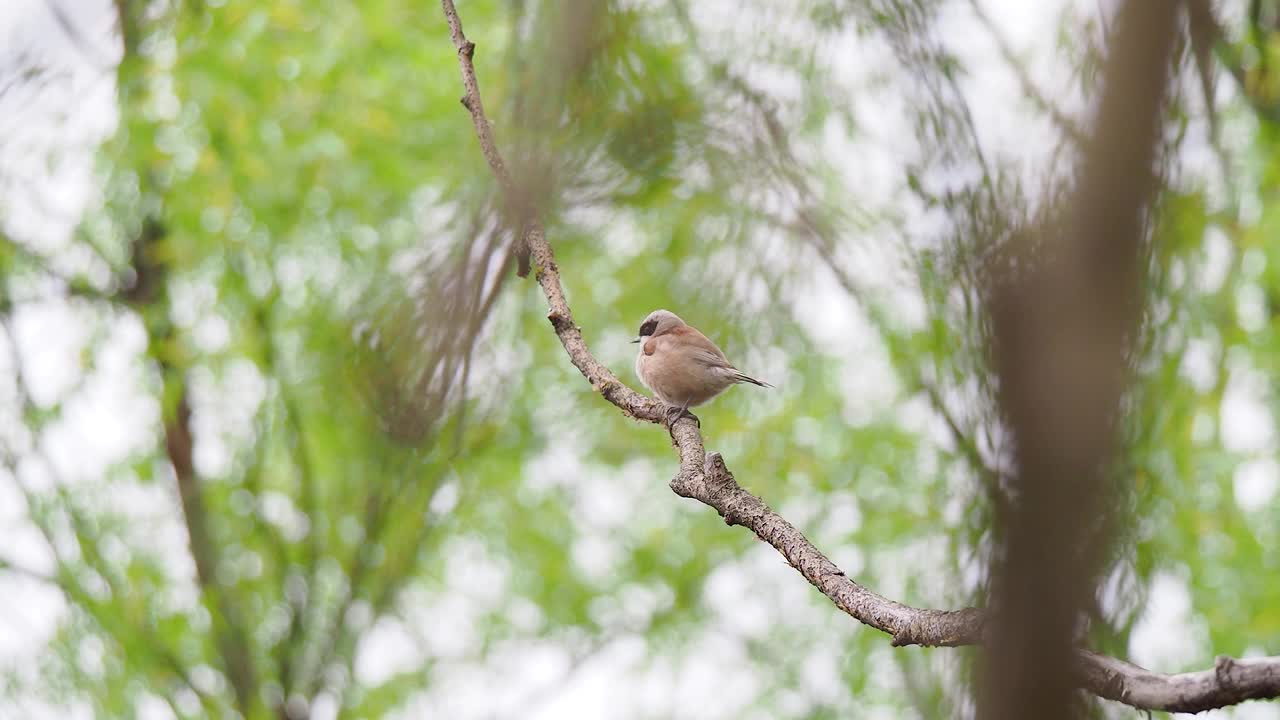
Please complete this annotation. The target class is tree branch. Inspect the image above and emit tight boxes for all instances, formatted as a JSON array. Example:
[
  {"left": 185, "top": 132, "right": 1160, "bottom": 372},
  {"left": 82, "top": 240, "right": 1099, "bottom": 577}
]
[
  {"left": 440, "top": 4, "right": 531, "bottom": 277},
  {"left": 122, "top": 215, "right": 260, "bottom": 717},
  {"left": 967, "top": 0, "right": 1088, "bottom": 148},
  {"left": 1188, "top": 0, "right": 1280, "bottom": 126},
  {"left": 163, "top": 388, "right": 258, "bottom": 716},
  {"left": 439, "top": 0, "right": 1280, "bottom": 712},
  {"left": 1080, "top": 651, "right": 1280, "bottom": 714}
]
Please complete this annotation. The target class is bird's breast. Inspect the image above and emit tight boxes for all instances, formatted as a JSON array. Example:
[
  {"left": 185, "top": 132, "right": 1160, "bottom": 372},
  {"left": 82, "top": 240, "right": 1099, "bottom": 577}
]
[{"left": 637, "top": 343, "right": 735, "bottom": 407}]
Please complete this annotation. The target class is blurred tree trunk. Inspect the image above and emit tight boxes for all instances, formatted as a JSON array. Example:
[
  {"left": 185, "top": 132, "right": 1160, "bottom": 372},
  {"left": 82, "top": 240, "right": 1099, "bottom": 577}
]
[{"left": 980, "top": 2, "right": 1180, "bottom": 718}]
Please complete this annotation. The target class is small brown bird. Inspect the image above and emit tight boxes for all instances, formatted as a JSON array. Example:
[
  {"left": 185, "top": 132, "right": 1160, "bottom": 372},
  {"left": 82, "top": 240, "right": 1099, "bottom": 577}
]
[{"left": 632, "top": 309, "right": 772, "bottom": 425}]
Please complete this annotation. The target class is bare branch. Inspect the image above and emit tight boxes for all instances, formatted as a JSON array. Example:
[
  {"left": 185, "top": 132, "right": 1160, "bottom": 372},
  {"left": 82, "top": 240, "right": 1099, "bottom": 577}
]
[
  {"left": 440, "top": 0, "right": 1280, "bottom": 712},
  {"left": 1080, "top": 651, "right": 1280, "bottom": 714},
  {"left": 676, "top": 451, "right": 984, "bottom": 646},
  {"left": 439, "top": 2, "right": 531, "bottom": 276}
]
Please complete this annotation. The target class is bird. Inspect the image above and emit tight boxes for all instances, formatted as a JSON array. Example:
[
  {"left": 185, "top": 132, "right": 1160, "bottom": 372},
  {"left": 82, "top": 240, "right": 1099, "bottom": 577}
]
[{"left": 631, "top": 309, "right": 772, "bottom": 426}]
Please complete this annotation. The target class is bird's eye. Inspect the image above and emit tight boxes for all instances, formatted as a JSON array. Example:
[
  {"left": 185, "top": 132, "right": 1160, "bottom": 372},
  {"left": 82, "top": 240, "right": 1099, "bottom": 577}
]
[{"left": 638, "top": 319, "right": 658, "bottom": 337}]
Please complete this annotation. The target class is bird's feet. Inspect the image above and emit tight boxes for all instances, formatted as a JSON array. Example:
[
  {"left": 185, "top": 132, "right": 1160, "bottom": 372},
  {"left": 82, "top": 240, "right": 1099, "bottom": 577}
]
[{"left": 663, "top": 405, "right": 700, "bottom": 429}]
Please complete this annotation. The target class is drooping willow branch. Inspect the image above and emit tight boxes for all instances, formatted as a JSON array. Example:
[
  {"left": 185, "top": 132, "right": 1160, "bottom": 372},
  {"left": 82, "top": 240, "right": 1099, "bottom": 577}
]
[{"left": 437, "top": 0, "right": 1280, "bottom": 712}]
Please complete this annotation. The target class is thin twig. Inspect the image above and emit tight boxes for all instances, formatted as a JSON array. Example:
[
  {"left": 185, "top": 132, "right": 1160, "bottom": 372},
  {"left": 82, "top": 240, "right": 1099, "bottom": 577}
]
[
  {"left": 0, "top": 318, "right": 221, "bottom": 716},
  {"left": 440, "top": 6, "right": 531, "bottom": 276},
  {"left": 968, "top": 0, "right": 1088, "bottom": 148}
]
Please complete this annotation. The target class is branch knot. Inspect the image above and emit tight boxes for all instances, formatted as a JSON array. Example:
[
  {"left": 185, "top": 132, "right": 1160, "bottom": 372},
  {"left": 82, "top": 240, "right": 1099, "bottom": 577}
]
[
  {"left": 547, "top": 310, "right": 573, "bottom": 333},
  {"left": 1215, "top": 655, "right": 1237, "bottom": 689}
]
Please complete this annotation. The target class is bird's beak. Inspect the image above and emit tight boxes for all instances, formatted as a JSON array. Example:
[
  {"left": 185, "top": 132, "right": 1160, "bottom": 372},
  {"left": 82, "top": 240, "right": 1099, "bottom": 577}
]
[{"left": 630, "top": 338, "right": 641, "bottom": 344}]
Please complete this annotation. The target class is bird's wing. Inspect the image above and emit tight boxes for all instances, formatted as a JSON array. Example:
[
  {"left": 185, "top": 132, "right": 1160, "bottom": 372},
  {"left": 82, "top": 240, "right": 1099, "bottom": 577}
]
[
  {"left": 668, "top": 325, "right": 772, "bottom": 387},
  {"left": 668, "top": 325, "right": 733, "bottom": 369}
]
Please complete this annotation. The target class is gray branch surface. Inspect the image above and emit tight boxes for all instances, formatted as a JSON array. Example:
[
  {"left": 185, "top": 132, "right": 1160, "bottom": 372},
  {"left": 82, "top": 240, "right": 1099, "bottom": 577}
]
[{"left": 439, "top": 0, "right": 1280, "bottom": 712}]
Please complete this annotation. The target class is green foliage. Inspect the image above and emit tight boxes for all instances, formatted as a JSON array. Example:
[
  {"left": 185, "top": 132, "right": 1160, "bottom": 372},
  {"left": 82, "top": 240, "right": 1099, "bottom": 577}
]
[{"left": 2, "top": 1, "right": 1279, "bottom": 719}]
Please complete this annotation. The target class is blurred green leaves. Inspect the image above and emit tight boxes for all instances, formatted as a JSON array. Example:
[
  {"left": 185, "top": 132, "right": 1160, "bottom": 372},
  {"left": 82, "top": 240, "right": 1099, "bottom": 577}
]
[{"left": 2, "top": 0, "right": 1280, "bottom": 719}]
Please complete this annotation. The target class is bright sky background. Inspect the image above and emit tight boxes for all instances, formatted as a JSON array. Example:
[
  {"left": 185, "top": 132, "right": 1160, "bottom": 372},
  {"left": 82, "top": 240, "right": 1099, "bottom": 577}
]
[{"left": 0, "top": 0, "right": 1276, "bottom": 719}]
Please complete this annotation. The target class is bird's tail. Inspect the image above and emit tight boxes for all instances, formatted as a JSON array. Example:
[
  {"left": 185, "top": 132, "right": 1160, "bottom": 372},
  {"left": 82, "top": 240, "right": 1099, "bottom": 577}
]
[{"left": 731, "top": 371, "right": 772, "bottom": 388}]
